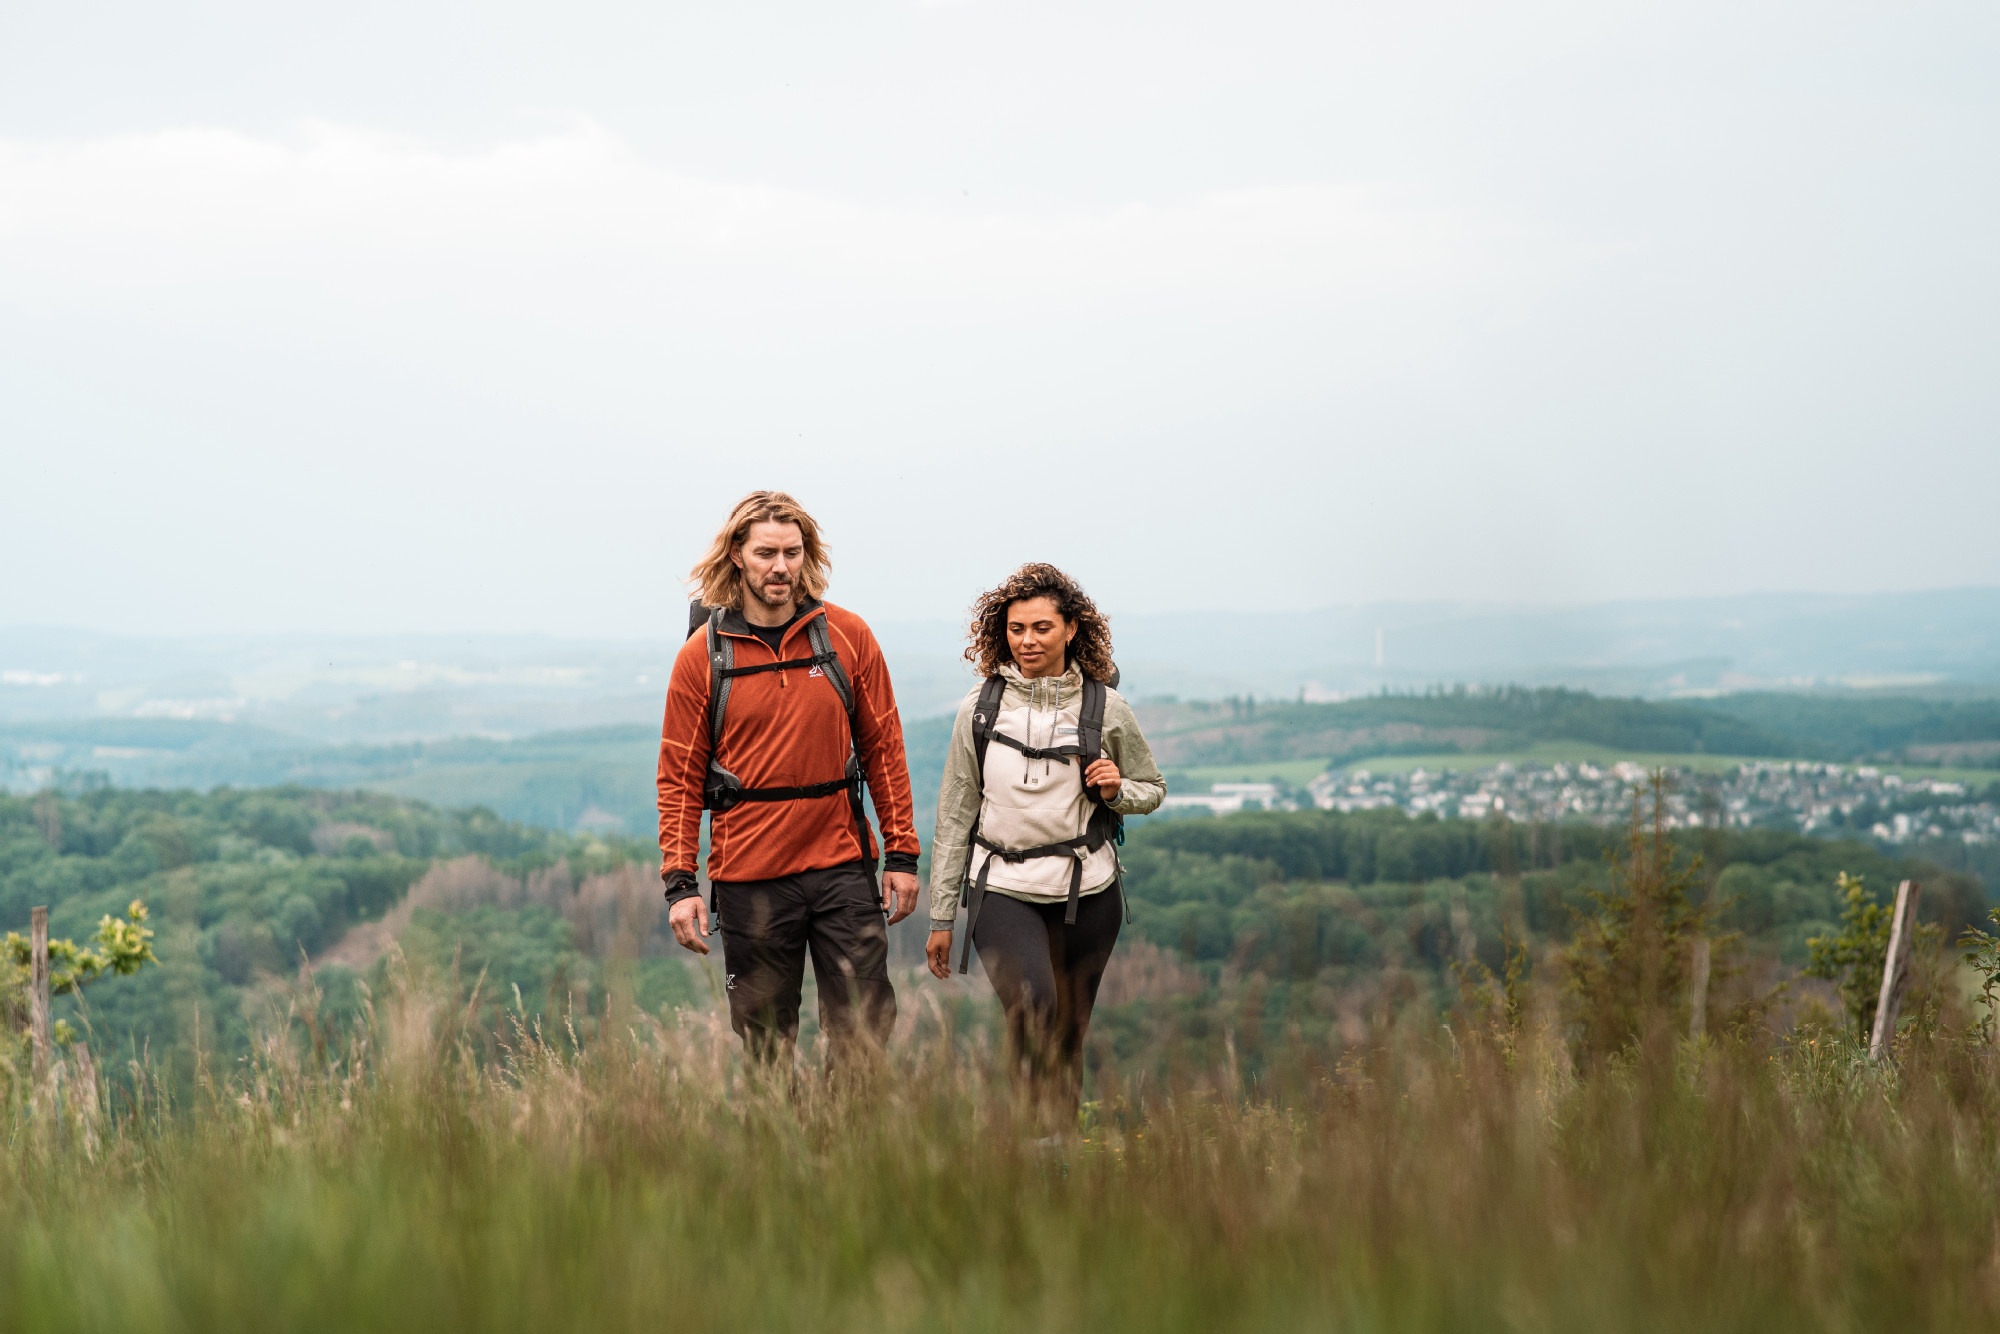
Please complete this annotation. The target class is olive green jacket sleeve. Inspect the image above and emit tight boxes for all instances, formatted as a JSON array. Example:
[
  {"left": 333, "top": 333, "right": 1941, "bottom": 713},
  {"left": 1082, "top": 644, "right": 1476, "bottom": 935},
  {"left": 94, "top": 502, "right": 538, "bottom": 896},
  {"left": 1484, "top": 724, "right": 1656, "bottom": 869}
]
[
  {"left": 926, "top": 687, "right": 1166, "bottom": 930},
  {"left": 924, "top": 695, "right": 982, "bottom": 929}
]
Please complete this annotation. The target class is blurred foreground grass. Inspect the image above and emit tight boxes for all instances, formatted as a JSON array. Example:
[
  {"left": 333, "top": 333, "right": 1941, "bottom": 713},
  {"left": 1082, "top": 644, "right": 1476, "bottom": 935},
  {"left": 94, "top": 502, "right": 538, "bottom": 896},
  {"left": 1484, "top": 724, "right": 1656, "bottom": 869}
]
[{"left": 3, "top": 968, "right": 2000, "bottom": 1334}]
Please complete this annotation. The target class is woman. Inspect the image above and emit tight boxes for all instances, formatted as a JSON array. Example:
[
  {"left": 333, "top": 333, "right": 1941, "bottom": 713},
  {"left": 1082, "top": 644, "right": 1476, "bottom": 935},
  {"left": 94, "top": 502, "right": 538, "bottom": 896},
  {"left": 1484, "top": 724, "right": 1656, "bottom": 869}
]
[{"left": 926, "top": 563, "right": 1165, "bottom": 1117}]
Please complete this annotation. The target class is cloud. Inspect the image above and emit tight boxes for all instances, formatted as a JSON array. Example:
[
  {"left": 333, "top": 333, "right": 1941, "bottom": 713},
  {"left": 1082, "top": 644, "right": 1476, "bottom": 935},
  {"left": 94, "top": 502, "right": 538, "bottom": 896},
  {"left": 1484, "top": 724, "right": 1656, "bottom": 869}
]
[
  {"left": 8, "top": 106, "right": 1990, "bottom": 636},
  {"left": 0, "top": 119, "right": 1503, "bottom": 309}
]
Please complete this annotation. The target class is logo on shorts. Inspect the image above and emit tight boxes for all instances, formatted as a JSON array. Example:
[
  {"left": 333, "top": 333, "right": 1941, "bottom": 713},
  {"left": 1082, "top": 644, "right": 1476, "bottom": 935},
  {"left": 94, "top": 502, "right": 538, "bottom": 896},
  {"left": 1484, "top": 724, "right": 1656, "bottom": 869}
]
[{"left": 726, "top": 973, "right": 736, "bottom": 990}]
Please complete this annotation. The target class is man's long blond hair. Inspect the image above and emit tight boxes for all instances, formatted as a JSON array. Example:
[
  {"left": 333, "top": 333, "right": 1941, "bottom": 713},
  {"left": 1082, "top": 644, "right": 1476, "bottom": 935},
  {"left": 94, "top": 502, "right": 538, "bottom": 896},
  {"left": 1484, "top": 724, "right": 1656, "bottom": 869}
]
[{"left": 689, "top": 490, "right": 832, "bottom": 610}]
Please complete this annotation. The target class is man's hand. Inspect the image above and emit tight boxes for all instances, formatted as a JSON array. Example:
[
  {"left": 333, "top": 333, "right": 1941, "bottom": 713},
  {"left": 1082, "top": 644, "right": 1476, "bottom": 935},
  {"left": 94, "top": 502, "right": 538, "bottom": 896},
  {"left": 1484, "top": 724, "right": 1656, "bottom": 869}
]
[
  {"left": 668, "top": 896, "right": 711, "bottom": 955},
  {"left": 883, "top": 870, "right": 919, "bottom": 925},
  {"left": 1084, "top": 757, "right": 1122, "bottom": 802},
  {"left": 926, "top": 929, "right": 954, "bottom": 979}
]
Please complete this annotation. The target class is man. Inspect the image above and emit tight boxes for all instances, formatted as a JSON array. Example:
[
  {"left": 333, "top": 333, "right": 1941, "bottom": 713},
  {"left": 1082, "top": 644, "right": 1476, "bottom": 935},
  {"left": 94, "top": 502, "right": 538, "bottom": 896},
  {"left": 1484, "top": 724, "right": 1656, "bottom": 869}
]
[{"left": 657, "top": 490, "right": 921, "bottom": 1061}]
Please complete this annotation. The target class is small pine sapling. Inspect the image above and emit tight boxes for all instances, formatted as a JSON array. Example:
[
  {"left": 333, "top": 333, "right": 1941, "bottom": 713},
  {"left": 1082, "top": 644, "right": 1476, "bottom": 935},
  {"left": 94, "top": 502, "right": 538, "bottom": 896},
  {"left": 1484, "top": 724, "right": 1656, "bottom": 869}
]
[
  {"left": 1561, "top": 773, "right": 1716, "bottom": 1065},
  {"left": 1804, "top": 874, "right": 1891, "bottom": 1044}
]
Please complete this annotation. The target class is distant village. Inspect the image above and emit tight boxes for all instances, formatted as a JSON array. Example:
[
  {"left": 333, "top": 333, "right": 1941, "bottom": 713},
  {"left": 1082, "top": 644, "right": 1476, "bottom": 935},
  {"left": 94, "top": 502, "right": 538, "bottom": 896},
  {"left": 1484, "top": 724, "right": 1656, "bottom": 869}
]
[{"left": 1162, "top": 758, "right": 2000, "bottom": 849}]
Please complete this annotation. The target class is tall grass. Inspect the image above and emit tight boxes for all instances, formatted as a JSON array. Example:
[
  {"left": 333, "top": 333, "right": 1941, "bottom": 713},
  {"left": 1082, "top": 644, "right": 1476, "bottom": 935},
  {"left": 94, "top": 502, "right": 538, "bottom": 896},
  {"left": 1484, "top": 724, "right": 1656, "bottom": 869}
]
[{"left": 3, "top": 961, "right": 1999, "bottom": 1332}]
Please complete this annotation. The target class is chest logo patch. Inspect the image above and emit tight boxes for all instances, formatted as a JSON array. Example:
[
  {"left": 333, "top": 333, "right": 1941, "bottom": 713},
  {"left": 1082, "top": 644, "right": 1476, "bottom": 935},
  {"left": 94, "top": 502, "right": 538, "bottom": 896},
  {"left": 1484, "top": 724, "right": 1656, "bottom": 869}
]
[{"left": 808, "top": 665, "right": 824, "bottom": 678}]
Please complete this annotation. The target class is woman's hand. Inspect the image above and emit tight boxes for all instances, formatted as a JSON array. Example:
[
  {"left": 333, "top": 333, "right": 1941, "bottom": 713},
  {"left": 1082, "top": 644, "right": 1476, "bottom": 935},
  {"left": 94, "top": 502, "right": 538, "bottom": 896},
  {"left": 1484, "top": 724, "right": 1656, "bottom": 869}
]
[
  {"left": 926, "top": 929, "right": 954, "bottom": 979},
  {"left": 1084, "top": 757, "right": 1122, "bottom": 802}
]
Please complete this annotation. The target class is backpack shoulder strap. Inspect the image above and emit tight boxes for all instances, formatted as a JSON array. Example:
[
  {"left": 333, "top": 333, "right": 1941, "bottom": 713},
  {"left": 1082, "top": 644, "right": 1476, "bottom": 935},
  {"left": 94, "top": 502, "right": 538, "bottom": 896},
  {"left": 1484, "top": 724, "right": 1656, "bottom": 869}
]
[
  {"left": 1078, "top": 677, "right": 1122, "bottom": 840},
  {"left": 971, "top": 675, "right": 1007, "bottom": 784},
  {"left": 805, "top": 610, "right": 880, "bottom": 893},
  {"left": 804, "top": 614, "right": 856, "bottom": 718},
  {"left": 705, "top": 608, "right": 733, "bottom": 750},
  {"left": 1077, "top": 677, "right": 1107, "bottom": 767}
]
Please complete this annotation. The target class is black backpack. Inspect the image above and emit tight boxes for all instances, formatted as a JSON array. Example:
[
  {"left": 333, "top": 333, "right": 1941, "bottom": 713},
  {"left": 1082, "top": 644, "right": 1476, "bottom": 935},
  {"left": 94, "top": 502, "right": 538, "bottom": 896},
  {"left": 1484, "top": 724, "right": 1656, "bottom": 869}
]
[
  {"left": 685, "top": 600, "right": 876, "bottom": 911},
  {"left": 955, "top": 671, "right": 1126, "bottom": 973}
]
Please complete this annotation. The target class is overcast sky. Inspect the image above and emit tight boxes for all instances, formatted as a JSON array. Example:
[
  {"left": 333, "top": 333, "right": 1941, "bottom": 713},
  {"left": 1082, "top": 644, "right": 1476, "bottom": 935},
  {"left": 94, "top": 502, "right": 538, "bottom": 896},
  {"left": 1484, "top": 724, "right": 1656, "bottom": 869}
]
[{"left": 4, "top": 0, "right": 1996, "bottom": 637}]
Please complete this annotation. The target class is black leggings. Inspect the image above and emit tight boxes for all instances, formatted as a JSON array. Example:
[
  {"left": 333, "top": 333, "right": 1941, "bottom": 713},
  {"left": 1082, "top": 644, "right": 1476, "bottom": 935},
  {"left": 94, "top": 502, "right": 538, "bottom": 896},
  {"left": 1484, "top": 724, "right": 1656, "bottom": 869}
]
[{"left": 971, "top": 886, "right": 1122, "bottom": 1110}]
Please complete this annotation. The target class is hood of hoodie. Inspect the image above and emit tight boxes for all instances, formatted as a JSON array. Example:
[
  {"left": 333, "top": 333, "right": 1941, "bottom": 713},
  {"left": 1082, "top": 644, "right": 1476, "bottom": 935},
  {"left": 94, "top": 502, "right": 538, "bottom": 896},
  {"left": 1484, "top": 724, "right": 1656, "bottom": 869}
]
[{"left": 996, "top": 661, "right": 1084, "bottom": 712}]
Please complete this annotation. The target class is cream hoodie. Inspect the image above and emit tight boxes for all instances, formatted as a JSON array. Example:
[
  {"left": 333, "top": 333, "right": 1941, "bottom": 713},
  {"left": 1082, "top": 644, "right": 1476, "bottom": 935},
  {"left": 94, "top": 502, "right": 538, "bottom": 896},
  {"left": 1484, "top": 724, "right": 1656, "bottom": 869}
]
[{"left": 927, "top": 664, "right": 1166, "bottom": 928}]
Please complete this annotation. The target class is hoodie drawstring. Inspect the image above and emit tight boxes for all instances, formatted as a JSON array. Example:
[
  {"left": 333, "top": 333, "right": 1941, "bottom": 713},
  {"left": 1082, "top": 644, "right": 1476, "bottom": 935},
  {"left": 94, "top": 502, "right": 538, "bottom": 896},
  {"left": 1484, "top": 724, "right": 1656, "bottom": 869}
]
[{"left": 1010, "top": 671, "right": 1075, "bottom": 785}]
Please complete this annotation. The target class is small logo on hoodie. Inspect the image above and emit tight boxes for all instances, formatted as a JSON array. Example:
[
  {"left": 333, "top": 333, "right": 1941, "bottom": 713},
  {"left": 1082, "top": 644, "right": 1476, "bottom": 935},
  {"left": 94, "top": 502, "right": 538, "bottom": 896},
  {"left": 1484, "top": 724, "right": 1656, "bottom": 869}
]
[{"left": 808, "top": 665, "right": 825, "bottom": 678}]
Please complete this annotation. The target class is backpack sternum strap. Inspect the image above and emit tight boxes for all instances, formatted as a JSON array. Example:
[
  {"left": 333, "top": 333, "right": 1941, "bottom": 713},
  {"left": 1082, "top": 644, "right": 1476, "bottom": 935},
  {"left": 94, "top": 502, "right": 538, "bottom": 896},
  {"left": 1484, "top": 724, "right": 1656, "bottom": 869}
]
[
  {"left": 983, "top": 730, "right": 1084, "bottom": 763},
  {"left": 718, "top": 651, "right": 838, "bottom": 679}
]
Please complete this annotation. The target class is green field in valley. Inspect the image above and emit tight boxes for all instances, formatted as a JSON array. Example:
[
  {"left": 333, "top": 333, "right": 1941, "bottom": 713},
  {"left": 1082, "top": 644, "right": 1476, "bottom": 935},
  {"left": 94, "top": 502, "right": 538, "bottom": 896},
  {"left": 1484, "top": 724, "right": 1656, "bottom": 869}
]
[
  {"left": 1167, "top": 745, "right": 2000, "bottom": 789},
  {"left": 1160, "top": 757, "right": 1340, "bottom": 788}
]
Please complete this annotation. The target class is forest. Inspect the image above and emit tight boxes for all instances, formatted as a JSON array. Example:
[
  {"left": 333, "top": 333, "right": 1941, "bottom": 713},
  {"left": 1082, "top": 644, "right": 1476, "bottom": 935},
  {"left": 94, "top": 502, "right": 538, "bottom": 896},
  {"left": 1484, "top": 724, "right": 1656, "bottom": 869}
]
[
  {"left": 0, "top": 787, "right": 694, "bottom": 1087},
  {"left": 3, "top": 780, "right": 1983, "bottom": 1091}
]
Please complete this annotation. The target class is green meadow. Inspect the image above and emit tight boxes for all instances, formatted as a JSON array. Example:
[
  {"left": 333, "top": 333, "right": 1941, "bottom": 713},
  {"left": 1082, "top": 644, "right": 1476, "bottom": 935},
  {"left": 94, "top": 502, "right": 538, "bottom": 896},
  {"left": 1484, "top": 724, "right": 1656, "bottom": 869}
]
[
  {"left": 6, "top": 782, "right": 2000, "bottom": 1327},
  {"left": 6, "top": 959, "right": 2000, "bottom": 1332}
]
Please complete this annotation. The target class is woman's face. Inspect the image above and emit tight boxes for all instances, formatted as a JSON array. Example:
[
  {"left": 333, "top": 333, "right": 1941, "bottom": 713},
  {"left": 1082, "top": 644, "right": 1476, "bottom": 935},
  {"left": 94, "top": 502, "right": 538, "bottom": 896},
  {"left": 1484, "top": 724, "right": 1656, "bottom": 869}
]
[{"left": 1006, "top": 596, "right": 1077, "bottom": 679}]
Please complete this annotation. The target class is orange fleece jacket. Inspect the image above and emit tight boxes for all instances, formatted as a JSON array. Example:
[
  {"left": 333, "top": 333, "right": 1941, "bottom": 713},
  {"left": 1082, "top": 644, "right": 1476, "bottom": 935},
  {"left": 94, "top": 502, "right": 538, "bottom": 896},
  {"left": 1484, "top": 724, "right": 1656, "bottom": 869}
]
[{"left": 656, "top": 599, "right": 919, "bottom": 884}]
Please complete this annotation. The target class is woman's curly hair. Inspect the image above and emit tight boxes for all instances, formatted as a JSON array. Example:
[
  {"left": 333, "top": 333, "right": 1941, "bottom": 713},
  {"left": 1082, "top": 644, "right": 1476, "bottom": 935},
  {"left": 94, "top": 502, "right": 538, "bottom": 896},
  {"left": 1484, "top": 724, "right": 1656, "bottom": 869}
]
[{"left": 965, "top": 563, "right": 1116, "bottom": 682}]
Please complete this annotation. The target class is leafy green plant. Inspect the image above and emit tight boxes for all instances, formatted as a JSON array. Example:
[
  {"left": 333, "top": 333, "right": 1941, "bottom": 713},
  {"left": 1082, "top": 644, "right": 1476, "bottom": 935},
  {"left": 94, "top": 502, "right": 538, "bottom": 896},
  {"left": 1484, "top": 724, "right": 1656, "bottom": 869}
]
[
  {"left": 3, "top": 900, "right": 158, "bottom": 997},
  {"left": 0, "top": 899, "right": 157, "bottom": 1061},
  {"left": 1960, "top": 906, "right": 2000, "bottom": 1043},
  {"left": 1, "top": 900, "right": 157, "bottom": 1047},
  {"left": 1804, "top": 873, "right": 1890, "bottom": 1042}
]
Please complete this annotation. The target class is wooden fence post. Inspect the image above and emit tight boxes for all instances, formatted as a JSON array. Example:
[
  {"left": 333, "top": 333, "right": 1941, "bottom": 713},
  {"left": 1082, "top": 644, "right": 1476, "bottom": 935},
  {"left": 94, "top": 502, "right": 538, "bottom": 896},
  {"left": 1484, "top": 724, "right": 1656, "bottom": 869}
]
[
  {"left": 1688, "top": 938, "right": 1711, "bottom": 1039},
  {"left": 29, "top": 905, "right": 51, "bottom": 1082},
  {"left": 1868, "top": 880, "right": 1922, "bottom": 1062}
]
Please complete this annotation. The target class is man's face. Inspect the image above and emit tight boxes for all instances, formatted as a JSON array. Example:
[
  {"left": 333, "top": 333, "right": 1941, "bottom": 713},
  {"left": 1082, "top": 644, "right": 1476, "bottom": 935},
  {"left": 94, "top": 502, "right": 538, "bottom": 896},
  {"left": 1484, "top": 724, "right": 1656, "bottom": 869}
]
[
  {"left": 732, "top": 520, "right": 806, "bottom": 611},
  {"left": 1006, "top": 596, "right": 1076, "bottom": 678}
]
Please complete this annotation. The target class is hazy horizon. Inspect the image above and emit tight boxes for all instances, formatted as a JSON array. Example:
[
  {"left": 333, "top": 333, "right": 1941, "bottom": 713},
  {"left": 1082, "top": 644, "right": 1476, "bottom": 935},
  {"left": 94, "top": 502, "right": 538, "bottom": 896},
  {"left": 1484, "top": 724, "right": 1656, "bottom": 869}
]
[
  {"left": 8, "top": 587, "right": 2000, "bottom": 745},
  {"left": 6, "top": 581, "right": 2000, "bottom": 644}
]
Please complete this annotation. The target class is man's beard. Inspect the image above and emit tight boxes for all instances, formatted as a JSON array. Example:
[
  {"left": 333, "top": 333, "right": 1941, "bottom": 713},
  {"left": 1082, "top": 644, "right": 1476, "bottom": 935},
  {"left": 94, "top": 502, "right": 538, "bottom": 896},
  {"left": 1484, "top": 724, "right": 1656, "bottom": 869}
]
[{"left": 750, "top": 577, "right": 793, "bottom": 609}]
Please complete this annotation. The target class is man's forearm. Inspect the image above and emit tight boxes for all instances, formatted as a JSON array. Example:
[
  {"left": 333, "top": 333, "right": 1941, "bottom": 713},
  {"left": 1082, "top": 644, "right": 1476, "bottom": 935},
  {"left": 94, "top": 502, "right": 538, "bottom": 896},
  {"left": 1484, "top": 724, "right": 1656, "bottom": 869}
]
[{"left": 655, "top": 741, "right": 708, "bottom": 882}]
